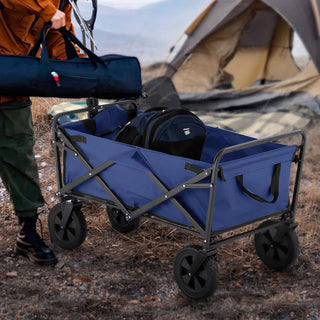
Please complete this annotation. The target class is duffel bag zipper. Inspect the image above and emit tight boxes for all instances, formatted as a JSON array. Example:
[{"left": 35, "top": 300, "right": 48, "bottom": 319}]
[{"left": 59, "top": 72, "right": 96, "bottom": 80}]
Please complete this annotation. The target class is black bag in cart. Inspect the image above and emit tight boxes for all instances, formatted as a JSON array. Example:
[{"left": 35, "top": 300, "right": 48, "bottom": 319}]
[
  {"left": 0, "top": 23, "right": 142, "bottom": 99},
  {"left": 114, "top": 108, "right": 207, "bottom": 160}
]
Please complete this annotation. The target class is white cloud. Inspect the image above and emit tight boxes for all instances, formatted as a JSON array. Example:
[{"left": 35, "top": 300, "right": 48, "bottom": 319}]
[{"left": 95, "top": 0, "right": 166, "bottom": 9}]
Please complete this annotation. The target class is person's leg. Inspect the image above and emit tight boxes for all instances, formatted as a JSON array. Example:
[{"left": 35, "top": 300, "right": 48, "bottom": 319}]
[{"left": 0, "top": 99, "right": 57, "bottom": 265}]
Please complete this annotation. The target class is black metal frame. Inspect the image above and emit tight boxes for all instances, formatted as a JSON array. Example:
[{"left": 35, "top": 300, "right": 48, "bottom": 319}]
[
  {"left": 72, "top": 0, "right": 98, "bottom": 51},
  {"left": 52, "top": 102, "right": 306, "bottom": 256}
]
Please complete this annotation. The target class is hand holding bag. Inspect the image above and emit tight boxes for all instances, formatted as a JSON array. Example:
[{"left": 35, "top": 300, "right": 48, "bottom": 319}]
[{"left": 0, "top": 23, "right": 142, "bottom": 99}]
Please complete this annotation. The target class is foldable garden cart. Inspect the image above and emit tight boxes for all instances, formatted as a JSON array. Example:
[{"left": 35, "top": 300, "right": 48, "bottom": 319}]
[{"left": 49, "top": 101, "right": 305, "bottom": 300}]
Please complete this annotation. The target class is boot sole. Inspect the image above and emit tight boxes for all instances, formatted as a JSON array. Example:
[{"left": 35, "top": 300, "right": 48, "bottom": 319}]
[{"left": 15, "top": 246, "right": 58, "bottom": 266}]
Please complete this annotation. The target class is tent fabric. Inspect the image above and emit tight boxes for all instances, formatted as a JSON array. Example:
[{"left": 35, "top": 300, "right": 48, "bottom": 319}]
[
  {"left": 165, "top": 0, "right": 252, "bottom": 78},
  {"left": 262, "top": 18, "right": 300, "bottom": 82},
  {"left": 224, "top": 46, "right": 269, "bottom": 89},
  {"left": 170, "top": 1, "right": 302, "bottom": 92},
  {"left": 238, "top": 9, "right": 278, "bottom": 47},
  {"left": 225, "top": 17, "right": 300, "bottom": 89},
  {"left": 63, "top": 105, "right": 296, "bottom": 232},
  {"left": 180, "top": 90, "right": 320, "bottom": 114},
  {"left": 163, "top": 0, "right": 320, "bottom": 112},
  {"left": 263, "top": 0, "right": 320, "bottom": 73},
  {"left": 172, "top": 9, "right": 253, "bottom": 92},
  {"left": 166, "top": 0, "right": 320, "bottom": 76},
  {"left": 179, "top": 62, "right": 320, "bottom": 114}
]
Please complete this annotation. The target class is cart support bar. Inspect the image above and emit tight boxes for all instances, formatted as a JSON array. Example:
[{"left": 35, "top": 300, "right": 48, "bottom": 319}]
[
  {"left": 56, "top": 160, "right": 115, "bottom": 196},
  {"left": 208, "top": 219, "right": 297, "bottom": 250},
  {"left": 188, "top": 250, "right": 207, "bottom": 277},
  {"left": 129, "top": 171, "right": 209, "bottom": 236}
]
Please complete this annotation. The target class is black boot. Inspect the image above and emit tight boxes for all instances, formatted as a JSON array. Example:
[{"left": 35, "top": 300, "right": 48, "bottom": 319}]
[{"left": 16, "top": 215, "right": 58, "bottom": 266}]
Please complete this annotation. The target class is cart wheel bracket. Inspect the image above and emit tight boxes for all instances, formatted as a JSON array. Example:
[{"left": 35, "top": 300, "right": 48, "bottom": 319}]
[
  {"left": 59, "top": 202, "right": 74, "bottom": 230},
  {"left": 48, "top": 201, "right": 87, "bottom": 249},
  {"left": 188, "top": 250, "right": 207, "bottom": 278},
  {"left": 50, "top": 201, "right": 82, "bottom": 232}
]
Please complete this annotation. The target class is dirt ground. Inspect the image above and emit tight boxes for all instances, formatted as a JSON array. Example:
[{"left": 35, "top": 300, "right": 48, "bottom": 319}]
[{"left": 0, "top": 99, "right": 320, "bottom": 320}]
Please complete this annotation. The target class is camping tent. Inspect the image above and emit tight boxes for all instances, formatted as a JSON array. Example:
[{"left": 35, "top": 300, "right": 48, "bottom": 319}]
[{"left": 163, "top": 0, "right": 320, "bottom": 113}]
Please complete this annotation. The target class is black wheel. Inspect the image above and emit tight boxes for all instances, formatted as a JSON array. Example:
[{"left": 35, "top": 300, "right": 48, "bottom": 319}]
[
  {"left": 254, "top": 220, "right": 299, "bottom": 271},
  {"left": 107, "top": 206, "right": 140, "bottom": 233},
  {"left": 48, "top": 202, "right": 87, "bottom": 249},
  {"left": 174, "top": 245, "right": 219, "bottom": 300}
]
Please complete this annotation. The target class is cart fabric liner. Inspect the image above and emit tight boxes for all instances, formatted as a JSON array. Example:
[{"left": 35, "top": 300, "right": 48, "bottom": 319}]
[{"left": 62, "top": 105, "right": 296, "bottom": 232}]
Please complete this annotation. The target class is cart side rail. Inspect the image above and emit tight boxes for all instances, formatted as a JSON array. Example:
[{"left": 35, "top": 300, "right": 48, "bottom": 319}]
[
  {"left": 204, "top": 130, "right": 306, "bottom": 249},
  {"left": 212, "top": 130, "right": 306, "bottom": 167}
]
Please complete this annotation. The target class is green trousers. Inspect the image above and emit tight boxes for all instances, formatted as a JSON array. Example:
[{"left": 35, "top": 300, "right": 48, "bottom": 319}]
[{"left": 0, "top": 99, "right": 44, "bottom": 217}]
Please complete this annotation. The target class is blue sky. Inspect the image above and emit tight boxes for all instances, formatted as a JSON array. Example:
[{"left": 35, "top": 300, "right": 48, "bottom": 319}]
[{"left": 97, "top": 0, "right": 166, "bottom": 9}]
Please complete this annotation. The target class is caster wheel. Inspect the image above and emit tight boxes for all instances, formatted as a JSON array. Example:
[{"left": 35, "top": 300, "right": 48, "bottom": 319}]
[
  {"left": 107, "top": 206, "right": 140, "bottom": 233},
  {"left": 48, "top": 202, "right": 87, "bottom": 249},
  {"left": 254, "top": 220, "right": 299, "bottom": 271},
  {"left": 174, "top": 245, "right": 219, "bottom": 300}
]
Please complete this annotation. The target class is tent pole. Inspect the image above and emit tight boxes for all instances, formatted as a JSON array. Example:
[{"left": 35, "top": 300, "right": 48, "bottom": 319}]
[
  {"left": 158, "top": 32, "right": 186, "bottom": 77},
  {"left": 311, "top": 0, "right": 320, "bottom": 36}
]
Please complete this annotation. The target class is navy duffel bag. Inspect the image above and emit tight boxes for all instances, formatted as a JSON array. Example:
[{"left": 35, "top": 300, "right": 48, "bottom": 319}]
[{"left": 0, "top": 23, "right": 142, "bottom": 99}]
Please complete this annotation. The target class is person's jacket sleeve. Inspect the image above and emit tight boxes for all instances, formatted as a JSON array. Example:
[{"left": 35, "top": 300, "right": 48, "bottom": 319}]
[{"left": 0, "top": 0, "right": 57, "bottom": 22}]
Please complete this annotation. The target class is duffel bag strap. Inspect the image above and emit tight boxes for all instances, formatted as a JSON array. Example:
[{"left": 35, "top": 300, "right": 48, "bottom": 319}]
[
  {"left": 236, "top": 163, "right": 281, "bottom": 203},
  {"left": 29, "top": 22, "right": 105, "bottom": 67},
  {"left": 58, "top": 27, "right": 105, "bottom": 66},
  {"left": 28, "top": 23, "right": 52, "bottom": 57},
  {"left": 28, "top": 22, "right": 78, "bottom": 60}
]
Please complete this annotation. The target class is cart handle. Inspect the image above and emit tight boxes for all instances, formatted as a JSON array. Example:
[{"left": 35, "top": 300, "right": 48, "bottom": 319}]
[{"left": 236, "top": 163, "right": 281, "bottom": 203}]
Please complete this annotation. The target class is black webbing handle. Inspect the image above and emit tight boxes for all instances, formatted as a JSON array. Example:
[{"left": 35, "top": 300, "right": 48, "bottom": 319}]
[
  {"left": 58, "top": 27, "right": 105, "bottom": 65},
  {"left": 184, "top": 162, "right": 204, "bottom": 175},
  {"left": 236, "top": 163, "right": 281, "bottom": 203},
  {"left": 28, "top": 22, "right": 52, "bottom": 57},
  {"left": 28, "top": 22, "right": 78, "bottom": 60},
  {"left": 28, "top": 23, "right": 105, "bottom": 66}
]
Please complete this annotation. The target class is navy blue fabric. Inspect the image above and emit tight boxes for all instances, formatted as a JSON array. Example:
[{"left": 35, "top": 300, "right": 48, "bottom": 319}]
[
  {"left": 0, "top": 27, "right": 142, "bottom": 99},
  {"left": 200, "top": 127, "right": 284, "bottom": 163},
  {"left": 64, "top": 105, "right": 129, "bottom": 138},
  {"left": 63, "top": 107, "right": 296, "bottom": 231}
]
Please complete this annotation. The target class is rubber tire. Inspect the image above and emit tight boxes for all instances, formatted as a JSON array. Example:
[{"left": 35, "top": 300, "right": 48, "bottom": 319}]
[
  {"left": 254, "top": 220, "right": 299, "bottom": 271},
  {"left": 174, "top": 245, "right": 219, "bottom": 300},
  {"left": 107, "top": 207, "right": 140, "bottom": 233},
  {"left": 48, "top": 205, "right": 87, "bottom": 250}
]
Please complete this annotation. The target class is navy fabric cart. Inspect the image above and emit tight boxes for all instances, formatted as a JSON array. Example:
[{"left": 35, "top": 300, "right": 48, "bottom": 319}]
[{"left": 49, "top": 102, "right": 305, "bottom": 300}]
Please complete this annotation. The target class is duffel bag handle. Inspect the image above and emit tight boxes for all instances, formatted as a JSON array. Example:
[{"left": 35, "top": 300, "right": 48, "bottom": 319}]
[
  {"left": 58, "top": 26, "right": 105, "bottom": 66},
  {"left": 29, "top": 22, "right": 78, "bottom": 59},
  {"left": 28, "top": 22, "right": 52, "bottom": 57},
  {"left": 236, "top": 163, "right": 281, "bottom": 203},
  {"left": 29, "top": 22, "right": 105, "bottom": 67}
]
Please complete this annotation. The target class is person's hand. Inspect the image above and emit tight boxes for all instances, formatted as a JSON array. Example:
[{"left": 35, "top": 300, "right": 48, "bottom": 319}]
[{"left": 50, "top": 10, "right": 66, "bottom": 29}]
